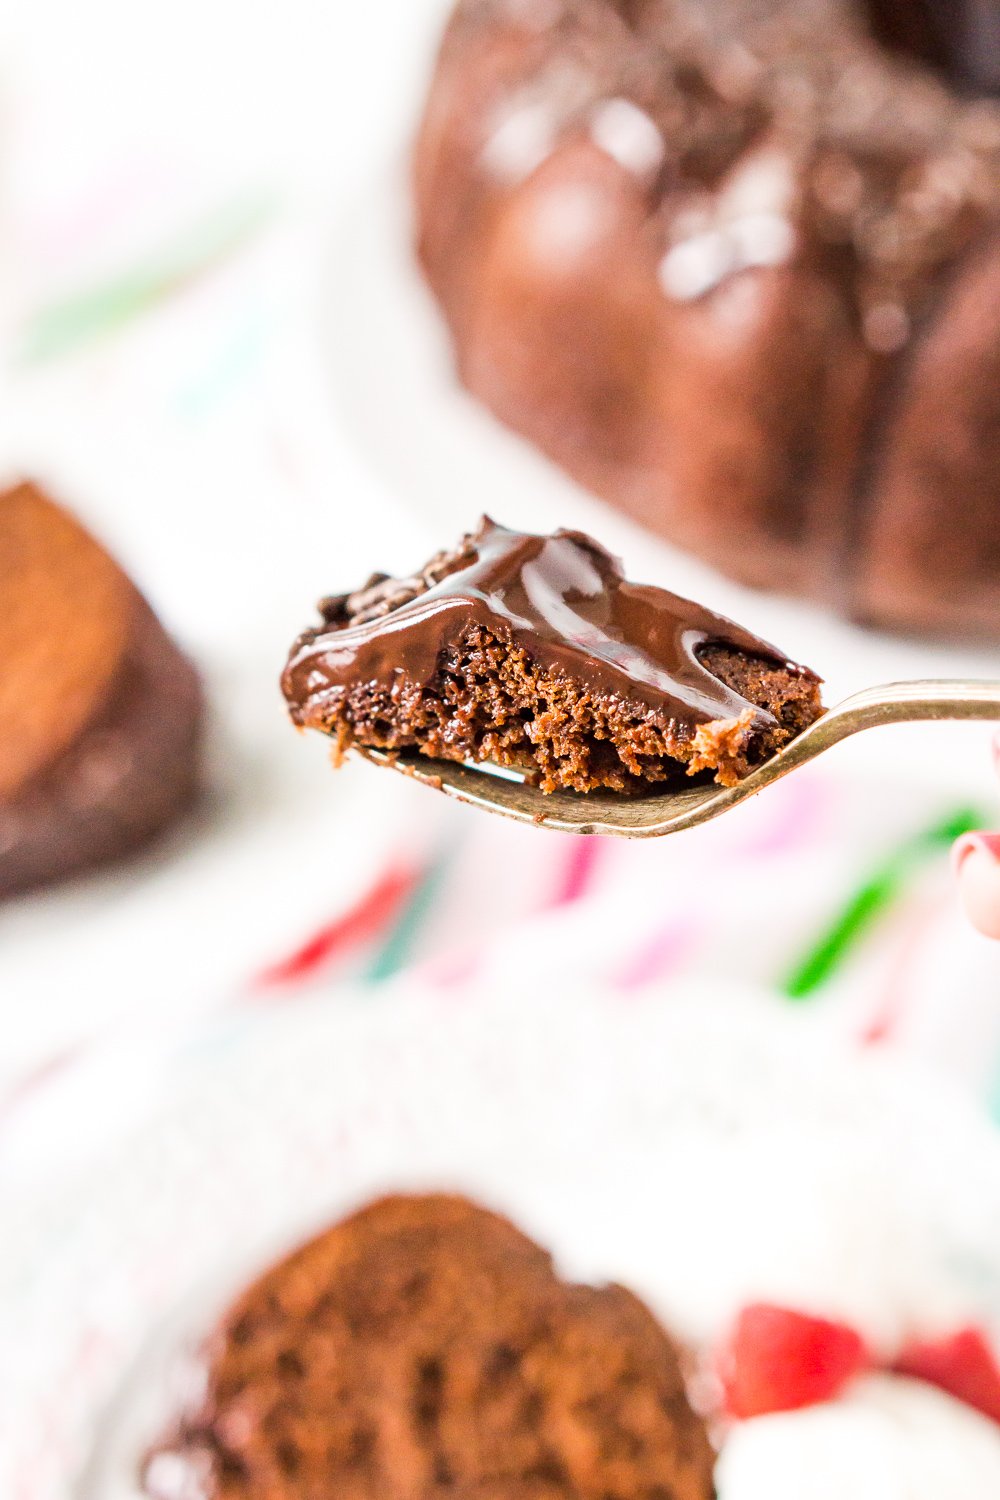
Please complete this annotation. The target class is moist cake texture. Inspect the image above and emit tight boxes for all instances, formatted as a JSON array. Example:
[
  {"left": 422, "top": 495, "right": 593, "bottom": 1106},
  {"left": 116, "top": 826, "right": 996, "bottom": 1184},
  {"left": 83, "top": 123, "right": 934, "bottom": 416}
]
[
  {"left": 143, "top": 1193, "right": 716, "bottom": 1500},
  {"left": 282, "top": 518, "right": 823, "bottom": 791},
  {"left": 414, "top": 0, "right": 1000, "bottom": 637},
  {"left": 0, "top": 482, "right": 203, "bottom": 897}
]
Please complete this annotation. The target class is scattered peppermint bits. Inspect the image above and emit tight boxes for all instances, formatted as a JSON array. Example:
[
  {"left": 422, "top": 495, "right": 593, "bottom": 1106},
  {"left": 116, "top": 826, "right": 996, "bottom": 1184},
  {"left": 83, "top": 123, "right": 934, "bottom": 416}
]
[
  {"left": 590, "top": 97, "right": 665, "bottom": 177},
  {"left": 659, "top": 214, "right": 795, "bottom": 301},
  {"left": 252, "top": 864, "right": 420, "bottom": 988},
  {"left": 720, "top": 1307, "right": 1000, "bottom": 1430},
  {"left": 660, "top": 229, "right": 737, "bottom": 300},
  {"left": 482, "top": 100, "right": 558, "bottom": 184},
  {"left": 482, "top": 61, "right": 599, "bottom": 186},
  {"left": 658, "top": 139, "right": 798, "bottom": 300},
  {"left": 718, "top": 147, "right": 796, "bottom": 222},
  {"left": 730, "top": 211, "right": 795, "bottom": 268}
]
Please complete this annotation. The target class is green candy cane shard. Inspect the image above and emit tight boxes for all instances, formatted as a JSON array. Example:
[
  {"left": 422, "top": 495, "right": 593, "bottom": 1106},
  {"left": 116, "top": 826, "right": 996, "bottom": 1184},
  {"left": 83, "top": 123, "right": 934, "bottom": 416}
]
[
  {"left": 18, "top": 192, "right": 278, "bottom": 365},
  {"left": 364, "top": 846, "right": 456, "bottom": 986},
  {"left": 782, "top": 806, "right": 988, "bottom": 1001}
]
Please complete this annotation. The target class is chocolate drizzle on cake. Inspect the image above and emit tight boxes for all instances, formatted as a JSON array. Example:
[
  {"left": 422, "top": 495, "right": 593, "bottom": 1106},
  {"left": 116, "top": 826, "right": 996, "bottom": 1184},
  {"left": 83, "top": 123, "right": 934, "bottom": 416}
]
[
  {"left": 143, "top": 1194, "right": 717, "bottom": 1500},
  {"left": 283, "top": 519, "right": 823, "bottom": 792}
]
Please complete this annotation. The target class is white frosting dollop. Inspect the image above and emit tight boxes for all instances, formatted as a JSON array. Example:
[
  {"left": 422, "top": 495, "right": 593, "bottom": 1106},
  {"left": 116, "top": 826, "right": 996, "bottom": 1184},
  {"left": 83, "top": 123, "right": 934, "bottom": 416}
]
[{"left": 717, "top": 1376, "right": 1000, "bottom": 1500}]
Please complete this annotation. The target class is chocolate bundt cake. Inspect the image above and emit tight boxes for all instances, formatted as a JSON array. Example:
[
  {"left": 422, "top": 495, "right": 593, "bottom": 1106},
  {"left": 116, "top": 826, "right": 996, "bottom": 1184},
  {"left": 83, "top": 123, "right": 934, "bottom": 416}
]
[
  {"left": 143, "top": 1193, "right": 716, "bottom": 1500},
  {"left": 0, "top": 483, "right": 203, "bottom": 897},
  {"left": 414, "top": 0, "right": 1000, "bottom": 637},
  {"left": 282, "top": 518, "right": 823, "bottom": 791}
]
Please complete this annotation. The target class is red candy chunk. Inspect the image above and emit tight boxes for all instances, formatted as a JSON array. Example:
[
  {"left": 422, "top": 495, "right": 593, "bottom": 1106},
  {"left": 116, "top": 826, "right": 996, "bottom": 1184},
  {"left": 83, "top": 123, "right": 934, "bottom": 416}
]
[
  {"left": 719, "top": 1304, "right": 869, "bottom": 1420},
  {"left": 895, "top": 1327, "right": 1000, "bottom": 1426}
]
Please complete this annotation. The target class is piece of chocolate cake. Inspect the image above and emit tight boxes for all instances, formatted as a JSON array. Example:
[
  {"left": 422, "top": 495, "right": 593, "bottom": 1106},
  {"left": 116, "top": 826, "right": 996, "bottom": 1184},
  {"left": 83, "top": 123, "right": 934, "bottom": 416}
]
[
  {"left": 282, "top": 518, "right": 823, "bottom": 792},
  {"left": 143, "top": 1193, "right": 716, "bottom": 1500},
  {"left": 0, "top": 482, "right": 203, "bottom": 898}
]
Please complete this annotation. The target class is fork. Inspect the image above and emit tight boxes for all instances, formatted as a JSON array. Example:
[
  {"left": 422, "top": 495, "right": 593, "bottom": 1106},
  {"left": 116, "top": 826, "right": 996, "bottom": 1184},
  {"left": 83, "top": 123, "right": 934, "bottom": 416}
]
[{"left": 359, "top": 680, "right": 1000, "bottom": 837}]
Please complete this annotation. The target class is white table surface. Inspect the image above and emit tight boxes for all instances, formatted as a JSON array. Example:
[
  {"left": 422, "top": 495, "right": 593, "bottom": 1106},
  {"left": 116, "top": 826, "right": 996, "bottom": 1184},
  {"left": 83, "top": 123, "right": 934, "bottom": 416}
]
[{"left": 0, "top": 0, "right": 998, "bottom": 1196}]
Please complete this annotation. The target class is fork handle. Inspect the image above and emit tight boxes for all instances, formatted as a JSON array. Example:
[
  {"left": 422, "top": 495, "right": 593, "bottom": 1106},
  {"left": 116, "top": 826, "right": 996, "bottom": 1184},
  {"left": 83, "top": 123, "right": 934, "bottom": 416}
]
[{"left": 830, "top": 680, "right": 1000, "bottom": 733}]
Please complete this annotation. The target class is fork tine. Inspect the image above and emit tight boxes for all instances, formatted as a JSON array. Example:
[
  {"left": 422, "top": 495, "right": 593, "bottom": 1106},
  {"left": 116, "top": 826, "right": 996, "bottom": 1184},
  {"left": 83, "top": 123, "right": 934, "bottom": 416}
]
[
  {"left": 356, "top": 679, "right": 1000, "bottom": 837},
  {"left": 359, "top": 747, "right": 764, "bottom": 837}
]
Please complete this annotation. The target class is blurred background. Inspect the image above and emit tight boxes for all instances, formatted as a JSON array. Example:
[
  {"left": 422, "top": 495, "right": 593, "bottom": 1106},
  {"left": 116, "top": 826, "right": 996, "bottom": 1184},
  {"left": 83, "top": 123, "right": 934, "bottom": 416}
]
[{"left": 2, "top": 0, "right": 1000, "bottom": 1493}]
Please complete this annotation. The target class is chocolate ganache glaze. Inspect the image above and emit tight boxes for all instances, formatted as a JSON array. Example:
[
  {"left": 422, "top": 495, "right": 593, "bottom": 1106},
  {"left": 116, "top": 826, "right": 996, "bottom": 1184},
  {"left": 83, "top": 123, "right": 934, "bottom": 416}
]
[{"left": 284, "top": 519, "right": 817, "bottom": 738}]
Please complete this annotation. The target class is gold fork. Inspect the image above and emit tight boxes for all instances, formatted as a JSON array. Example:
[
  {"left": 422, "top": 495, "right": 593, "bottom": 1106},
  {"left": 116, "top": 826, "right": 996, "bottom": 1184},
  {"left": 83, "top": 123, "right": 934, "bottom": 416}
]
[{"left": 359, "top": 680, "right": 1000, "bottom": 837}]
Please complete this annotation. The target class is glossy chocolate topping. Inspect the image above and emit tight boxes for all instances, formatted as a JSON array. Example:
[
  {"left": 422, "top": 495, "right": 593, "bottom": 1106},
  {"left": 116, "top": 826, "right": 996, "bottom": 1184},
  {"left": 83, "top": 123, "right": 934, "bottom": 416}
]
[{"left": 284, "top": 519, "right": 817, "bottom": 733}]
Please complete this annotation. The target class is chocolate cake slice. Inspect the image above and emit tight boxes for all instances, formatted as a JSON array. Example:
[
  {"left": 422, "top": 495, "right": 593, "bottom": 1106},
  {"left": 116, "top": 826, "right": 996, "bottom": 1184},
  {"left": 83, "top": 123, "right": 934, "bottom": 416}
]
[
  {"left": 0, "top": 482, "right": 203, "bottom": 898},
  {"left": 143, "top": 1193, "right": 716, "bottom": 1500},
  {"left": 282, "top": 518, "right": 822, "bottom": 792}
]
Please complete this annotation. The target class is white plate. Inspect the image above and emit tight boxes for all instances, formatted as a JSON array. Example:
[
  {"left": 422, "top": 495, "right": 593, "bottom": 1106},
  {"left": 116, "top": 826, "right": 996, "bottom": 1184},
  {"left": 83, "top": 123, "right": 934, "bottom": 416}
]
[{"left": 5, "top": 980, "right": 1000, "bottom": 1498}]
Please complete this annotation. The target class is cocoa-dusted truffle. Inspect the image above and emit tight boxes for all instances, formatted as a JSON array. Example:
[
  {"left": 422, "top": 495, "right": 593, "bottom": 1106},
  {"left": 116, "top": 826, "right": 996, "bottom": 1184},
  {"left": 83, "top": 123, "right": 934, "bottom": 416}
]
[
  {"left": 282, "top": 518, "right": 822, "bottom": 791},
  {"left": 0, "top": 482, "right": 203, "bottom": 897},
  {"left": 143, "top": 1193, "right": 716, "bottom": 1500}
]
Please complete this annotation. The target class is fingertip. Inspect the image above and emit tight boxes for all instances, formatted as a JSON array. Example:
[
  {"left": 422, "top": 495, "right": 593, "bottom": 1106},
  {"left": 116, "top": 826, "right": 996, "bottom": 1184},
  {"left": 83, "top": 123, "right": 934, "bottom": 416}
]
[
  {"left": 955, "top": 833, "right": 1000, "bottom": 941},
  {"left": 952, "top": 832, "right": 980, "bottom": 879}
]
